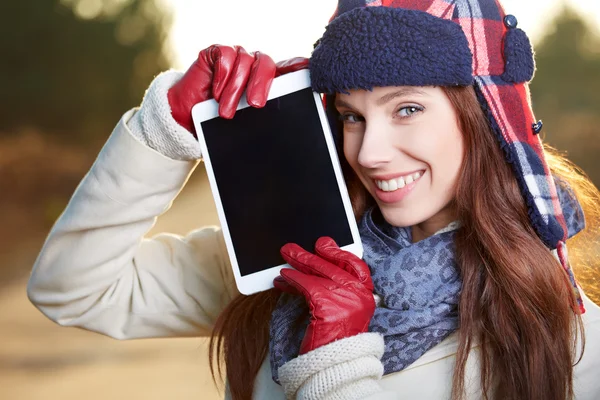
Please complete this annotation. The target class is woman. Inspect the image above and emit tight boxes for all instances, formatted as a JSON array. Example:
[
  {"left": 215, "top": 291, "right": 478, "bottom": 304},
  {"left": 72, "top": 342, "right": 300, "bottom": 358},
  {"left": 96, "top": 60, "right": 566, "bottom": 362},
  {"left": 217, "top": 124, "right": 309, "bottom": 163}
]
[{"left": 28, "top": 0, "right": 600, "bottom": 399}]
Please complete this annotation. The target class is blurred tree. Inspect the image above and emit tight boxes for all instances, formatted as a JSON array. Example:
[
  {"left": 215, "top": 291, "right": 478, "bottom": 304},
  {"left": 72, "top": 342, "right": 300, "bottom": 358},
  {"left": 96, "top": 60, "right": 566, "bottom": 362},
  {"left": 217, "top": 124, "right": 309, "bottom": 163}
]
[
  {"left": 531, "top": 5, "right": 600, "bottom": 187},
  {"left": 0, "top": 0, "right": 171, "bottom": 142}
]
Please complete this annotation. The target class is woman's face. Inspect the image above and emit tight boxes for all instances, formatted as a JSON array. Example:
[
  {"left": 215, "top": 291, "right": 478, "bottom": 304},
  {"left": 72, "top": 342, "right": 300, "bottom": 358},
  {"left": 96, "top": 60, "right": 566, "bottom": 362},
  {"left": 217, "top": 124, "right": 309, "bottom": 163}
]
[{"left": 336, "top": 86, "right": 464, "bottom": 236}]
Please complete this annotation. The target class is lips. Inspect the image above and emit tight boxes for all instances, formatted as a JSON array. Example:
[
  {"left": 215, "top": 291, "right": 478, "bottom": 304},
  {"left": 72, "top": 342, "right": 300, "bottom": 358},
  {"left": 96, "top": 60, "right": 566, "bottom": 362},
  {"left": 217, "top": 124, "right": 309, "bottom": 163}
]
[
  {"left": 374, "top": 171, "right": 423, "bottom": 192},
  {"left": 371, "top": 170, "right": 425, "bottom": 204}
]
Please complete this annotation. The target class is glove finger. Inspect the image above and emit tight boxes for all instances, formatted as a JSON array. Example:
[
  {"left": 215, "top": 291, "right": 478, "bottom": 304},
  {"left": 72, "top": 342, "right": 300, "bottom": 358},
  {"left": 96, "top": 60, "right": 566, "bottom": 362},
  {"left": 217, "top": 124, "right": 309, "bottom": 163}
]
[
  {"left": 218, "top": 46, "right": 255, "bottom": 119},
  {"left": 246, "top": 52, "right": 276, "bottom": 108},
  {"left": 275, "top": 57, "right": 309, "bottom": 77},
  {"left": 279, "top": 268, "right": 337, "bottom": 302},
  {"left": 207, "top": 45, "right": 238, "bottom": 102},
  {"left": 273, "top": 274, "right": 301, "bottom": 295},
  {"left": 315, "top": 237, "right": 374, "bottom": 291},
  {"left": 281, "top": 243, "right": 359, "bottom": 287}
]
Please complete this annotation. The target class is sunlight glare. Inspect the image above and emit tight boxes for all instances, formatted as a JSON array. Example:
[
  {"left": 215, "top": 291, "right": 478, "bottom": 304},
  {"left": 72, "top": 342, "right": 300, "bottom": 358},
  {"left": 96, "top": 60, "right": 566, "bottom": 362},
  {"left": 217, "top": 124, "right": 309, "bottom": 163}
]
[
  {"left": 74, "top": 0, "right": 103, "bottom": 20},
  {"left": 166, "top": 0, "right": 337, "bottom": 68}
]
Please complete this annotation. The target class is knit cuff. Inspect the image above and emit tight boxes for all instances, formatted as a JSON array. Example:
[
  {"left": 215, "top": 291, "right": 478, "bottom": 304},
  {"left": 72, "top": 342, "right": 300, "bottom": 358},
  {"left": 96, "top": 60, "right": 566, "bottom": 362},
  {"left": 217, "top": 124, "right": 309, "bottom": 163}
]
[
  {"left": 127, "top": 70, "right": 202, "bottom": 161},
  {"left": 278, "top": 333, "right": 385, "bottom": 400}
]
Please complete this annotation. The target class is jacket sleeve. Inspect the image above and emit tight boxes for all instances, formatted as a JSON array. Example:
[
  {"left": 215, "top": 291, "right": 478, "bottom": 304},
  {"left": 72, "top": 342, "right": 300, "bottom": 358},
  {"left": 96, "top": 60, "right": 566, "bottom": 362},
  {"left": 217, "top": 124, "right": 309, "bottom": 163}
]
[
  {"left": 278, "top": 333, "right": 399, "bottom": 400},
  {"left": 27, "top": 113, "right": 239, "bottom": 339}
]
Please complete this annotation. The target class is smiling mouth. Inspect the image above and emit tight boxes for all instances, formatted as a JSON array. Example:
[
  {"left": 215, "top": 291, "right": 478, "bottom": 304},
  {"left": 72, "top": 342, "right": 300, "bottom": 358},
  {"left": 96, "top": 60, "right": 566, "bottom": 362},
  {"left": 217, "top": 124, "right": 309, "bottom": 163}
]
[{"left": 374, "top": 171, "right": 423, "bottom": 192}]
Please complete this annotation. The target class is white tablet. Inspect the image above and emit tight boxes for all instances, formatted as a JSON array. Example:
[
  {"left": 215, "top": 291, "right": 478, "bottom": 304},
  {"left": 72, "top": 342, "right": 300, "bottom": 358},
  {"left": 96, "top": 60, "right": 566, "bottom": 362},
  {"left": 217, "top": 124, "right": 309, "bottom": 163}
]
[{"left": 191, "top": 69, "right": 362, "bottom": 295}]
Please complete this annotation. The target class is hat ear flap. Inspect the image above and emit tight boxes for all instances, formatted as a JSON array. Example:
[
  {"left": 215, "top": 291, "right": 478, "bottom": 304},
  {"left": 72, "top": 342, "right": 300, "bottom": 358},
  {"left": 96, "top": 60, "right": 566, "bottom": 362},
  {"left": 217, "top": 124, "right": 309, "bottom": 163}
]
[{"left": 502, "top": 28, "right": 536, "bottom": 83}]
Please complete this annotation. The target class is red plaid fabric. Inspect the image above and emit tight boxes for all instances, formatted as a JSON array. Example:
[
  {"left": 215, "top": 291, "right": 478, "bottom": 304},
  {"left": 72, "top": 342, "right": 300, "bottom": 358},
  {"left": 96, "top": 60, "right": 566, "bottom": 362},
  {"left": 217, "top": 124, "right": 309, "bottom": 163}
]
[{"left": 381, "top": 0, "right": 455, "bottom": 19}]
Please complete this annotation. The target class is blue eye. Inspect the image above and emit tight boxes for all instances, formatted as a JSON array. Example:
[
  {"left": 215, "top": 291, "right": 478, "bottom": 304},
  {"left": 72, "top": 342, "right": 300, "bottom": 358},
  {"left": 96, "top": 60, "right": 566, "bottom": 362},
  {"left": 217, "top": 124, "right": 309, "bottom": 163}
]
[
  {"left": 338, "top": 113, "right": 365, "bottom": 123},
  {"left": 397, "top": 105, "right": 424, "bottom": 118}
]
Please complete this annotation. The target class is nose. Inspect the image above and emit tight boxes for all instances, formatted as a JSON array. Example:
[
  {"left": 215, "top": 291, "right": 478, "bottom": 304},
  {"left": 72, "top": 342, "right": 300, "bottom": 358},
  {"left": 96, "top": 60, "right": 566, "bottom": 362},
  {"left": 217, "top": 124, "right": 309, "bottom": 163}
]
[{"left": 357, "top": 125, "right": 395, "bottom": 169}]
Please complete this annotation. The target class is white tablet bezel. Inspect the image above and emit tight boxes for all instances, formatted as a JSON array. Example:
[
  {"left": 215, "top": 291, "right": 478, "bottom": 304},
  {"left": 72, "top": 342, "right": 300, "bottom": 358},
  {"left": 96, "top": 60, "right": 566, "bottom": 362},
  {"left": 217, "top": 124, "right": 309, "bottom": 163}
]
[{"left": 191, "top": 69, "right": 363, "bottom": 295}]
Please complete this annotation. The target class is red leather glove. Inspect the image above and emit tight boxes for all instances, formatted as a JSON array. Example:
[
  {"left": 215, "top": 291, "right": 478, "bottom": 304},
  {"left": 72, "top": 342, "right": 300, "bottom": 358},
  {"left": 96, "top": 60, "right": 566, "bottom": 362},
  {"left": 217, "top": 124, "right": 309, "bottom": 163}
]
[
  {"left": 274, "top": 237, "right": 375, "bottom": 355},
  {"left": 167, "top": 45, "right": 308, "bottom": 134}
]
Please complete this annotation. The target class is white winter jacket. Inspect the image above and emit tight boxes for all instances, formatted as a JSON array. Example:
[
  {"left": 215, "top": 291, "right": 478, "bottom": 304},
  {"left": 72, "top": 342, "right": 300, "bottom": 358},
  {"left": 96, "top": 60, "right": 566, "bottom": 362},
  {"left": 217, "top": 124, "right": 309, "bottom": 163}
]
[{"left": 28, "top": 72, "right": 600, "bottom": 400}]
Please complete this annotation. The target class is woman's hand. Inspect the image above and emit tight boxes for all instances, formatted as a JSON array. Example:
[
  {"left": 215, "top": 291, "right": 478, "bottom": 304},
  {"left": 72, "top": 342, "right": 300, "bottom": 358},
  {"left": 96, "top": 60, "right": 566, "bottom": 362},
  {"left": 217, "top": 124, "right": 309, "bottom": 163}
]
[
  {"left": 167, "top": 45, "right": 308, "bottom": 134},
  {"left": 274, "top": 237, "right": 375, "bottom": 354}
]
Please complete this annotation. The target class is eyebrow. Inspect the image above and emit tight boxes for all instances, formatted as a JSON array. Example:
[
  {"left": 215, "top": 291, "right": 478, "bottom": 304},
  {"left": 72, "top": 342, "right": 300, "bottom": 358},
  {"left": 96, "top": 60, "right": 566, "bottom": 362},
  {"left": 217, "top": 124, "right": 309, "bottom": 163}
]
[
  {"left": 334, "top": 87, "right": 428, "bottom": 110},
  {"left": 376, "top": 88, "right": 428, "bottom": 106}
]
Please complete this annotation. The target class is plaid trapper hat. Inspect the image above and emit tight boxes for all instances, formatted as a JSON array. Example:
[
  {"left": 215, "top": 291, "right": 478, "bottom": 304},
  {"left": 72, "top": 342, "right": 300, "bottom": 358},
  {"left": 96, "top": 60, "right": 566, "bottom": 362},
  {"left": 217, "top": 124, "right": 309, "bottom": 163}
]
[{"left": 309, "top": 0, "right": 585, "bottom": 313}]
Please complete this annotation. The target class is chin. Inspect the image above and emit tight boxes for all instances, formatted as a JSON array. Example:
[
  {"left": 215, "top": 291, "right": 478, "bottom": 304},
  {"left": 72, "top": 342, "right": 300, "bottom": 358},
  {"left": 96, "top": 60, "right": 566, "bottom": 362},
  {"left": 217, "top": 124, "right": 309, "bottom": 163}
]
[{"left": 378, "top": 205, "right": 428, "bottom": 228}]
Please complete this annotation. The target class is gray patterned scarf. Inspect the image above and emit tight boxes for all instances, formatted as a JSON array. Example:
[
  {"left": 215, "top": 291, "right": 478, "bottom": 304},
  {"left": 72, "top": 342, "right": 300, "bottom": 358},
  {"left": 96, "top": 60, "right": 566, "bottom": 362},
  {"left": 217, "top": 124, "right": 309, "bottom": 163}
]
[
  {"left": 269, "top": 178, "right": 585, "bottom": 383},
  {"left": 269, "top": 207, "right": 461, "bottom": 381}
]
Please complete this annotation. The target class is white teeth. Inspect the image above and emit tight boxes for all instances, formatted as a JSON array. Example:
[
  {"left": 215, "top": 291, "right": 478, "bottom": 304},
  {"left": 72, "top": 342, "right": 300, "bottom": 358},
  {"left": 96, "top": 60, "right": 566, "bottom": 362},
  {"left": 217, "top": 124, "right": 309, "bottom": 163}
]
[{"left": 375, "top": 171, "right": 423, "bottom": 192}]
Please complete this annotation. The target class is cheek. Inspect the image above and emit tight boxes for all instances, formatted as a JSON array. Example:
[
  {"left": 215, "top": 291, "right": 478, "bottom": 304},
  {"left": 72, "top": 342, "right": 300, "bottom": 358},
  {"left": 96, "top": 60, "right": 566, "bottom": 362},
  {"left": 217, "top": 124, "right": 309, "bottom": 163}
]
[
  {"left": 430, "top": 125, "right": 464, "bottom": 190},
  {"left": 342, "top": 133, "right": 362, "bottom": 168}
]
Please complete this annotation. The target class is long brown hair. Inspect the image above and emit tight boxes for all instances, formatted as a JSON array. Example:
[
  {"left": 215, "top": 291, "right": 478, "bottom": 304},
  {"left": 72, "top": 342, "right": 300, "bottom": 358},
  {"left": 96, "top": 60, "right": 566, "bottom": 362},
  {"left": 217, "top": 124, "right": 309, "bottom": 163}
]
[
  {"left": 209, "top": 86, "right": 599, "bottom": 400},
  {"left": 445, "top": 86, "right": 587, "bottom": 399}
]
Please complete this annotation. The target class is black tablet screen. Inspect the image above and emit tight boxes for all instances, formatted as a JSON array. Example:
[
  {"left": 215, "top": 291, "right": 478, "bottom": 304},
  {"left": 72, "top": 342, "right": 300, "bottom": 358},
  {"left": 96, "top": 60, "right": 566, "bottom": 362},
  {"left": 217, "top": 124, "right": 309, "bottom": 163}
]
[{"left": 200, "top": 88, "right": 354, "bottom": 276}]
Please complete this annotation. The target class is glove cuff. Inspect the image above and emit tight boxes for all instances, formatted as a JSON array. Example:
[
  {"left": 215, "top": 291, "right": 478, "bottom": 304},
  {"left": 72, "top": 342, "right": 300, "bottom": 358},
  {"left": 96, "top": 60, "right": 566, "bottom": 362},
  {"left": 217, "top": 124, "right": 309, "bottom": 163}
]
[
  {"left": 127, "top": 70, "right": 202, "bottom": 161},
  {"left": 279, "top": 333, "right": 385, "bottom": 400}
]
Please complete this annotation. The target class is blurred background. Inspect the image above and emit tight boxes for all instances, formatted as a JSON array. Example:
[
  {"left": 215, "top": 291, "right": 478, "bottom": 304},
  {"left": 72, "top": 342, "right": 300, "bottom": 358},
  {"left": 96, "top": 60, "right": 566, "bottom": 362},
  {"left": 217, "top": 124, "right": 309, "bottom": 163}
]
[{"left": 0, "top": 0, "right": 598, "bottom": 399}]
